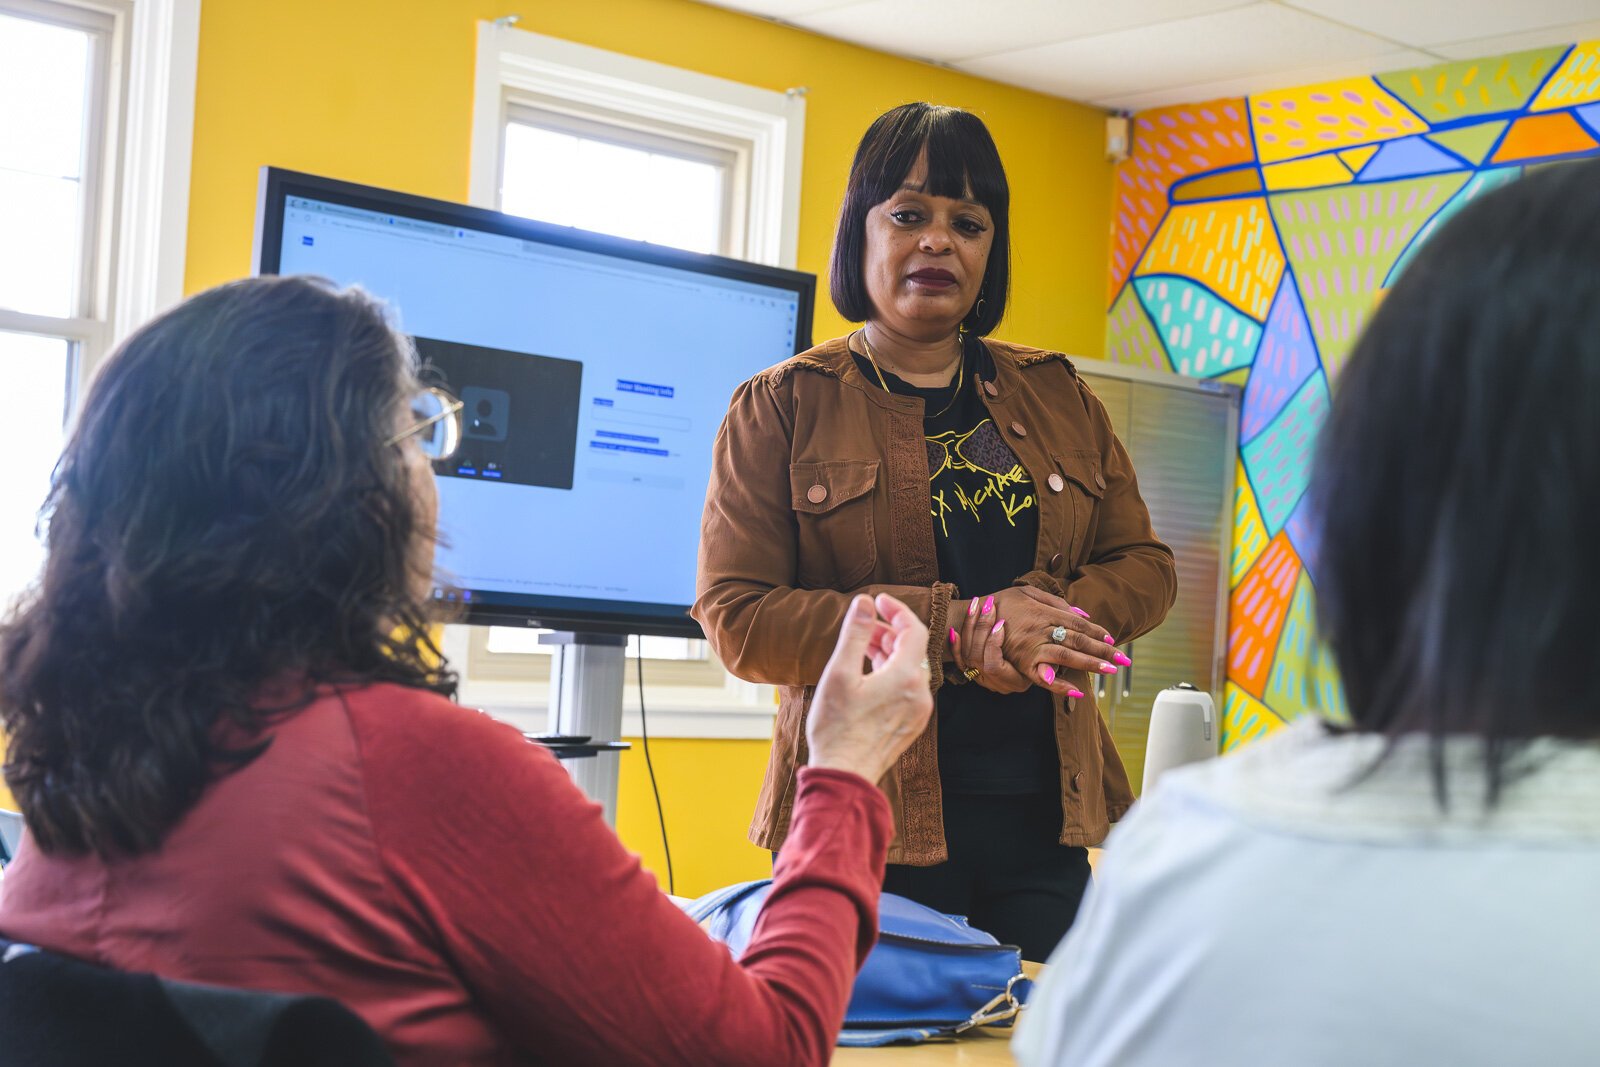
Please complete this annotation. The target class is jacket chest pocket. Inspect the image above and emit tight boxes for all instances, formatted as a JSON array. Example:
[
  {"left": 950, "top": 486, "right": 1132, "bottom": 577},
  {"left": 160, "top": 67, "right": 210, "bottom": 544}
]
[
  {"left": 1046, "top": 450, "right": 1105, "bottom": 575},
  {"left": 790, "top": 459, "right": 879, "bottom": 590}
]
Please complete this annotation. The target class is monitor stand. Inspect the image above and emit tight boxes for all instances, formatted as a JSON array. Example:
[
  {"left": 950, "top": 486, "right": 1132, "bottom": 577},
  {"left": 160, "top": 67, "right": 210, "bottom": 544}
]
[{"left": 540, "top": 632, "right": 627, "bottom": 826}]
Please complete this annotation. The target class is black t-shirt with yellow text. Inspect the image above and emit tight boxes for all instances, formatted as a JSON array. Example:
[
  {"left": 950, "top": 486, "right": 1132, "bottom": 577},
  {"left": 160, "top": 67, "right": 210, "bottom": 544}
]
[{"left": 853, "top": 337, "right": 1057, "bottom": 795}]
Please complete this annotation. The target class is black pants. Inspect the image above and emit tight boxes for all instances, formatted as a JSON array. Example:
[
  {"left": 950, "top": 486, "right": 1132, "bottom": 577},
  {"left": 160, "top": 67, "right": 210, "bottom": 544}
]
[{"left": 881, "top": 791, "right": 1090, "bottom": 963}]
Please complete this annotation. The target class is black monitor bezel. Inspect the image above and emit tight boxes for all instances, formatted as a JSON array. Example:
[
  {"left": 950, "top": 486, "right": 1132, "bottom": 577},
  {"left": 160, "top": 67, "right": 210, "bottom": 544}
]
[{"left": 253, "top": 167, "right": 816, "bottom": 637}]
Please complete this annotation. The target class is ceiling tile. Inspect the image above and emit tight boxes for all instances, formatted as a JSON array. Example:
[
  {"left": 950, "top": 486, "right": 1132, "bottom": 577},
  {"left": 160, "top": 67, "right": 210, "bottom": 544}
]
[
  {"left": 1280, "top": 1, "right": 1600, "bottom": 49},
  {"left": 955, "top": 3, "right": 1405, "bottom": 103},
  {"left": 1429, "top": 19, "right": 1600, "bottom": 61},
  {"left": 1090, "top": 49, "right": 1436, "bottom": 110},
  {"left": 791, "top": 0, "right": 1251, "bottom": 65}
]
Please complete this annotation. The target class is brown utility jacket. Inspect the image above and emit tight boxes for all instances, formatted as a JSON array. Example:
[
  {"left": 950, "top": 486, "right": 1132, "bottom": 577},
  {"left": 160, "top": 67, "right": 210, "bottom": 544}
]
[{"left": 693, "top": 336, "right": 1177, "bottom": 864}]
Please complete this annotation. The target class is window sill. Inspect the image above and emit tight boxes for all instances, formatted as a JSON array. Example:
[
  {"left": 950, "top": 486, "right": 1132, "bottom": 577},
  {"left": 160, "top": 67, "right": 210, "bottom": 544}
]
[{"left": 457, "top": 677, "right": 778, "bottom": 740}]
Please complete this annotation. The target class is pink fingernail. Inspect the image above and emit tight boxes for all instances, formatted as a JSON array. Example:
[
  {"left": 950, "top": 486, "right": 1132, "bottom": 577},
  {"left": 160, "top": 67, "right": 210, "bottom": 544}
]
[
  {"left": 991, "top": 618, "right": 1005, "bottom": 636},
  {"left": 1098, "top": 662, "right": 1118, "bottom": 674},
  {"left": 1067, "top": 688, "right": 1086, "bottom": 699},
  {"left": 1103, "top": 634, "right": 1115, "bottom": 645},
  {"left": 1113, "top": 651, "right": 1132, "bottom": 667},
  {"left": 968, "top": 598, "right": 979, "bottom": 618},
  {"left": 1039, "top": 664, "right": 1056, "bottom": 685},
  {"left": 982, "top": 595, "right": 995, "bottom": 615},
  {"left": 949, "top": 627, "right": 959, "bottom": 645},
  {"left": 1070, "top": 606, "right": 1091, "bottom": 619}
]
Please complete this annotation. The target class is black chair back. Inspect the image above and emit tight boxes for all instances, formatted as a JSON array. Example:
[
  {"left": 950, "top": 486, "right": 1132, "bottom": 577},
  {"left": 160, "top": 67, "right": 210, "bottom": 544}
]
[{"left": 0, "top": 938, "right": 394, "bottom": 1066}]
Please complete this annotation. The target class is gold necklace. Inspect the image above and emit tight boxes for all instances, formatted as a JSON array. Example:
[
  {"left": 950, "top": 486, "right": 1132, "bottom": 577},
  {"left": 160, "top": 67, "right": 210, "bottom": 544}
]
[{"left": 860, "top": 330, "right": 965, "bottom": 419}]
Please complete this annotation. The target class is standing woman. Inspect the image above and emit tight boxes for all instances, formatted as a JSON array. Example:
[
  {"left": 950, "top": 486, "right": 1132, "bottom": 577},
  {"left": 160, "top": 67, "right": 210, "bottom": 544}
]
[{"left": 696, "top": 103, "right": 1177, "bottom": 961}]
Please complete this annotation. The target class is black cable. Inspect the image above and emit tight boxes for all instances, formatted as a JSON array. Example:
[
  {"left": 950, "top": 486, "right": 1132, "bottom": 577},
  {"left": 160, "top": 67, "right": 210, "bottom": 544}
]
[{"left": 636, "top": 642, "right": 674, "bottom": 895}]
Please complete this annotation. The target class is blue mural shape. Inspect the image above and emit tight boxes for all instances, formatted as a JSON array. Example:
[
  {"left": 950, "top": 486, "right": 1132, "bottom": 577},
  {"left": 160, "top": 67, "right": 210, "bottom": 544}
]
[
  {"left": 1241, "top": 371, "right": 1329, "bottom": 536},
  {"left": 1240, "top": 279, "right": 1318, "bottom": 443},
  {"left": 1283, "top": 494, "right": 1324, "bottom": 585},
  {"left": 1579, "top": 102, "right": 1600, "bottom": 137},
  {"left": 1357, "top": 135, "right": 1469, "bottom": 182}
]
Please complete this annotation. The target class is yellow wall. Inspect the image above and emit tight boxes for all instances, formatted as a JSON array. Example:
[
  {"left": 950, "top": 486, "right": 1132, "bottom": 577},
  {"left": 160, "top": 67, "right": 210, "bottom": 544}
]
[
  {"left": 186, "top": 0, "right": 1111, "bottom": 354},
  {"left": 186, "top": 0, "right": 1114, "bottom": 891},
  {"left": 616, "top": 736, "right": 773, "bottom": 896}
]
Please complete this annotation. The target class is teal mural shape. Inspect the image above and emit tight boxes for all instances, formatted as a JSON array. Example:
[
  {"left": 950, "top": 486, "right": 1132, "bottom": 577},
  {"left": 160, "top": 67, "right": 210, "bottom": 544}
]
[
  {"left": 1240, "top": 371, "right": 1329, "bottom": 536},
  {"left": 1133, "top": 275, "right": 1263, "bottom": 378}
]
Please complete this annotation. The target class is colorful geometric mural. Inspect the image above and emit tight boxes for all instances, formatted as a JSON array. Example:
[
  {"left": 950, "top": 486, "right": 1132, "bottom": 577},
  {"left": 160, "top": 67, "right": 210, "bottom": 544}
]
[{"left": 1104, "top": 40, "right": 1600, "bottom": 751}]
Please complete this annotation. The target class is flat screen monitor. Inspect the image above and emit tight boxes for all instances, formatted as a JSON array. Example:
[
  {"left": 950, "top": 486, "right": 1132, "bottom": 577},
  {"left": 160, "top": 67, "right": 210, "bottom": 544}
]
[{"left": 254, "top": 168, "right": 815, "bottom": 636}]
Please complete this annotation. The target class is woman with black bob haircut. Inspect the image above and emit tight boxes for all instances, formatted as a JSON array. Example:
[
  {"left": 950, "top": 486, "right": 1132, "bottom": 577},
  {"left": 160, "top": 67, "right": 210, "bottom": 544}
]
[
  {"left": 1018, "top": 158, "right": 1600, "bottom": 1066},
  {"left": 0, "top": 273, "right": 940, "bottom": 1065},
  {"left": 697, "top": 103, "right": 1176, "bottom": 961}
]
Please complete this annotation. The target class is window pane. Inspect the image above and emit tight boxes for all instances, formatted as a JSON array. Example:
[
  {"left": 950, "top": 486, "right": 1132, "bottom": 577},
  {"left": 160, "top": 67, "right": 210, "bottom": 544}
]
[
  {"left": 502, "top": 122, "right": 724, "bottom": 255},
  {"left": 487, "top": 626, "right": 553, "bottom": 655},
  {"left": 0, "top": 331, "right": 69, "bottom": 605},
  {"left": 642, "top": 154, "right": 722, "bottom": 256},
  {"left": 0, "top": 169, "right": 82, "bottom": 318},
  {"left": 0, "top": 12, "right": 91, "bottom": 178},
  {"left": 0, "top": 12, "right": 94, "bottom": 318}
]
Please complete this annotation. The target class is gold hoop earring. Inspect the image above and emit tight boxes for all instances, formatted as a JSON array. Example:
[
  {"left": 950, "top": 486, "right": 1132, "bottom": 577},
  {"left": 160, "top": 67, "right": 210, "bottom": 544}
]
[{"left": 966, "top": 293, "right": 987, "bottom": 334}]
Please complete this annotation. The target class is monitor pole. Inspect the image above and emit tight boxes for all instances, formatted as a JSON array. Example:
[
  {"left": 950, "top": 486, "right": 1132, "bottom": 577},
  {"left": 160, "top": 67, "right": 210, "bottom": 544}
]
[{"left": 541, "top": 632, "right": 627, "bottom": 825}]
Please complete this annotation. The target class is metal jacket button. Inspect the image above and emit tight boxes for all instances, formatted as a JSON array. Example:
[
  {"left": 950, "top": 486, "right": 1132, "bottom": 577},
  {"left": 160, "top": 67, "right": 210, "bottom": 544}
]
[
  {"left": 1048, "top": 473, "right": 1065, "bottom": 493},
  {"left": 1049, "top": 552, "right": 1063, "bottom": 570},
  {"left": 806, "top": 484, "right": 828, "bottom": 504},
  {"left": 1010, "top": 421, "right": 1027, "bottom": 438}
]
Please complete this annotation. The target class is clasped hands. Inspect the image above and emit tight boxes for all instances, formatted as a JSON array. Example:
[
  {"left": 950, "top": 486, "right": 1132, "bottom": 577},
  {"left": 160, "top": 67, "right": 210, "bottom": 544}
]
[{"left": 946, "top": 587, "right": 1132, "bottom": 699}]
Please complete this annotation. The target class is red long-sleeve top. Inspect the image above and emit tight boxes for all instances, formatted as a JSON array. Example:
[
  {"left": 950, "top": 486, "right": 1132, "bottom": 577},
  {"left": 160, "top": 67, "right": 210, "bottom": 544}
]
[{"left": 0, "top": 683, "right": 892, "bottom": 1064}]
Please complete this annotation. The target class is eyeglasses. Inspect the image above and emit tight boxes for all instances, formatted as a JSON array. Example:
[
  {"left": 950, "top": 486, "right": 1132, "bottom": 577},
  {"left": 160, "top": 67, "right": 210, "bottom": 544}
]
[{"left": 388, "top": 386, "right": 464, "bottom": 462}]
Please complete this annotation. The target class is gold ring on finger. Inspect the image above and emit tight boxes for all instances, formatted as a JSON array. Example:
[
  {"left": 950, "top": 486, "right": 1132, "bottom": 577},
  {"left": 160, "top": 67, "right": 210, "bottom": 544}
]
[{"left": 963, "top": 667, "right": 982, "bottom": 681}]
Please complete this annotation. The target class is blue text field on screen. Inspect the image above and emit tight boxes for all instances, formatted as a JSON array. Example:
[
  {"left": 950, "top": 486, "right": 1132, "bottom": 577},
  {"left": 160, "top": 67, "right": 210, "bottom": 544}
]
[
  {"left": 590, "top": 441, "right": 669, "bottom": 457},
  {"left": 617, "top": 380, "right": 674, "bottom": 398}
]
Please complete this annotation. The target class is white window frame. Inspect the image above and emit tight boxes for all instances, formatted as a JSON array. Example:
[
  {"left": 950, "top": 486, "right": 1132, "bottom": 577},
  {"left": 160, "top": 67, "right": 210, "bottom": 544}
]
[
  {"left": 440, "top": 625, "right": 777, "bottom": 740},
  {"left": 469, "top": 20, "right": 804, "bottom": 269},
  {"left": 459, "top": 22, "right": 799, "bottom": 736},
  {"left": 0, "top": 0, "right": 198, "bottom": 397}
]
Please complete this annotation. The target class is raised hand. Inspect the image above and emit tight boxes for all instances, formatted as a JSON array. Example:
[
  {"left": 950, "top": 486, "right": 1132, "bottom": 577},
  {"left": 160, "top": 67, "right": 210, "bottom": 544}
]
[{"left": 806, "top": 594, "right": 935, "bottom": 783}]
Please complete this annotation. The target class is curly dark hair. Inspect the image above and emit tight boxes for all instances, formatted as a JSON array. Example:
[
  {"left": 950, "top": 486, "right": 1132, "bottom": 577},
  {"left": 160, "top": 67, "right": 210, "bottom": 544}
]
[{"left": 0, "top": 274, "right": 455, "bottom": 856}]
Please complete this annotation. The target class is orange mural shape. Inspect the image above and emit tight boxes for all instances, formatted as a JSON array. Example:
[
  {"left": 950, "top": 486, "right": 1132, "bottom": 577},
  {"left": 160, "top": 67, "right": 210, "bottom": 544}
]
[
  {"left": 1490, "top": 110, "right": 1600, "bottom": 163},
  {"left": 1109, "top": 100, "right": 1255, "bottom": 305},
  {"left": 1227, "top": 532, "right": 1302, "bottom": 699}
]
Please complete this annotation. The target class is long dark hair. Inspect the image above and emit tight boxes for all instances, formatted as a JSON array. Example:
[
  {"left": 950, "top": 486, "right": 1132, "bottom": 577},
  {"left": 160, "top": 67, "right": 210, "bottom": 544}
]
[
  {"left": 0, "top": 275, "right": 455, "bottom": 856},
  {"left": 1310, "top": 158, "right": 1600, "bottom": 804},
  {"left": 829, "top": 102, "right": 1011, "bottom": 335}
]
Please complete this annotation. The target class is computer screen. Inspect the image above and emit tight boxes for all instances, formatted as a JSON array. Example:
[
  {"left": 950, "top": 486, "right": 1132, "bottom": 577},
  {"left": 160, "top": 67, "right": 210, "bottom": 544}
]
[{"left": 254, "top": 169, "right": 814, "bottom": 636}]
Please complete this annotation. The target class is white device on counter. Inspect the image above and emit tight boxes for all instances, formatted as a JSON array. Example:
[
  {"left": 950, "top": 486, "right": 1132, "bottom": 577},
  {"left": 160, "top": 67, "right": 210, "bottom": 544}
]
[{"left": 1142, "top": 683, "right": 1219, "bottom": 794}]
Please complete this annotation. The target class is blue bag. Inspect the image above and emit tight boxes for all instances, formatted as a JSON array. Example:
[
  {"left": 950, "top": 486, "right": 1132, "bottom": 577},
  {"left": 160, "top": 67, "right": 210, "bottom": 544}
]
[{"left": 686, "top": 879, "right": 1030, "bottom": 1047}]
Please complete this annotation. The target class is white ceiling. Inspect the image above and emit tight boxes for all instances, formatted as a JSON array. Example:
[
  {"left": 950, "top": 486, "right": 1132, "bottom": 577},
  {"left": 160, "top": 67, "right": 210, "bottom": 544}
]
[{"left": 700, "top": 0, "right": 1600, "bottom": 110}]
